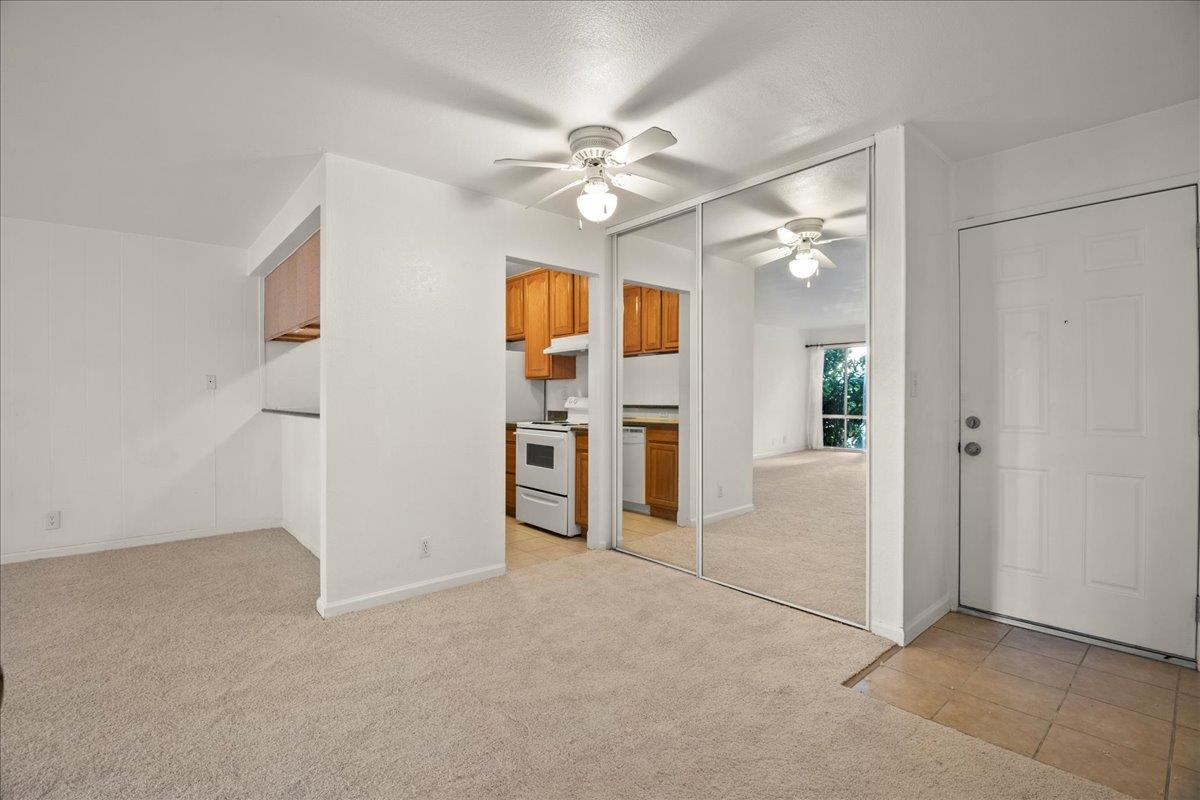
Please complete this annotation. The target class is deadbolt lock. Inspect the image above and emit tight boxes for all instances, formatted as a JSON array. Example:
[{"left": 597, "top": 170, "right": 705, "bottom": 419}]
[{"left": 965, "top": 416, "right": 981, "bottom": 429}]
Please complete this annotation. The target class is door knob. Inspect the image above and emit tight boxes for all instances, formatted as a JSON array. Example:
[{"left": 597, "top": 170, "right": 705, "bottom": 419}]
[{"left": 964, "top": 442, "right": 982, "bottom": 456}]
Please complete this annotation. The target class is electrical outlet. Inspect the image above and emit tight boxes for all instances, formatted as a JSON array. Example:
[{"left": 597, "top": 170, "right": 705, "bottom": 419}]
[
  {"left": 206, "top": 374, "right": 217, "bottom": 391},
  {"left": 718, "top": 484, "right": 725, "bottom": 498},
  {"left": 419, "top": 537, "right": 431, "bottom": 558},
  {"left": 45, "top": 511, "right": 61, "bottom": 531}
]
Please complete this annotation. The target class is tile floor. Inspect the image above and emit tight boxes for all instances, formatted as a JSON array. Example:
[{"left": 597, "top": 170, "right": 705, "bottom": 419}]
[
  {"left": 504, "top": 515, "right": 587, "bottom": 570},
  {"left": 852, "top": 612, "right": 1200, "bottom": 799},
  {"left": 618, "top": 510, "right": 680, "bottom": 542}
]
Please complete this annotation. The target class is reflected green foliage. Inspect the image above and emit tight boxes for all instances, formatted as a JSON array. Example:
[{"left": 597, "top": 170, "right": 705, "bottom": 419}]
[
  {"left": 846, "top": 350, "right": 867, "bottom": 416},
  {"left": 823, "top": 418, "right": 846, "bottom": 447},
  {"left": 846, "top": 419, "right": 865, "bottom": 449},
  {"left": 821, "top": 346, "right": 868, "bottom": 451}
]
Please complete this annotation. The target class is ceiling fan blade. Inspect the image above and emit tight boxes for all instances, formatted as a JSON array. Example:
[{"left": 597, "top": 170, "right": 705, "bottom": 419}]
[
  {"left": 494, "top": 158, "right": 579, "bottom": 170},
  {"left": 746, "top": 246, "right": 793, "bottom": 268},
  {"left": 814, "top": 249, "right": 838, "bottom": 270},
  {"left": 526, "top": 179, "right": 585, "bottom": 210},
  {"left": 819, "top": 234, "right": 866, "bottom": 244},
  {"left": 611, "top": 172, "right": 675, "bottom": 201},
  {"left": 608, "top": 126, "right": 677, "bottom": 166}
]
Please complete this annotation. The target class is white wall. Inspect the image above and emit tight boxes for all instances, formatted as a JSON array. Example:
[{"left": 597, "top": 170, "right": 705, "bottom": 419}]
[
  {"left": 902, "top": 130, "right": 957, "bottom": 638},
  {"left": 264, "top": 339, "right": 320, "bottom": 412},
  {"left": 622, "top": 353, "right": 679, "bottom": 406},
  {"left": 753, "top": 324, "right": 808, "bottom": 458},
  {"left": 318, "top": 154, "right": 607, "bottom": 616},
  {"left": 0, "top": 217, "right": 280, "bottom": 562},
  {"left": 952, "top": 100, "right": 1198, "bottom": 222},
  {"left": 280, "top": 414, "right": 319, "bottom": 556}
]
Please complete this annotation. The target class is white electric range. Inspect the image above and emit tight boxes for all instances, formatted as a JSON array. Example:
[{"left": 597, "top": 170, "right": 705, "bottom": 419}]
[{"left": 515, "top": 397, "right": 587, "bottom": 537}]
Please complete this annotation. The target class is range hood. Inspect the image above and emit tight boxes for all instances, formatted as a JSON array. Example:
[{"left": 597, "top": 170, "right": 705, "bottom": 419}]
[{"left": 543, "top": 333, "right": 589, "bottom": 355}]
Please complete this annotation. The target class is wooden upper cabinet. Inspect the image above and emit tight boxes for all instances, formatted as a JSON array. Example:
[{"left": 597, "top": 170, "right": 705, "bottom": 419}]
[
  {"left": 505, "top": 275, "right": 525, "bottom": 341},
  {"left": 641, "top": 287, "right": 663, "bottom": 352},
  {"left": 623, "top": 284, "right": 642, "bottom": 353},
  {"left": 549, "top": 270, "right": 575, "bottom": 338},
  {"left": 523, "top": 269, "right": 575, "bottom": 380},
  {"left": 662, "top": 290, "right": 679, "bottom": 352},
  {"left": 265, "top": 230, "right": 320, "bottom": 342},
  {"left": 574, "top": 274, "right": 589, "bottom": 334}
]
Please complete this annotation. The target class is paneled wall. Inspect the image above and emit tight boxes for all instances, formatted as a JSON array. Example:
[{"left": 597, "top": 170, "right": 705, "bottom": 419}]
[{"left": 0, "top": 217, "right": 280, "bottom": 561}]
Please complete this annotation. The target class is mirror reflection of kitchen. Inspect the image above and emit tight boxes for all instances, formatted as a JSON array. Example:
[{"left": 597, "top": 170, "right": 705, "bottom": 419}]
[
  {"left": 616, "top": 211, "right": 696, "bottom": 573},
  {"left": 504, "top": 259, "right": 592, "bottom": 571}
]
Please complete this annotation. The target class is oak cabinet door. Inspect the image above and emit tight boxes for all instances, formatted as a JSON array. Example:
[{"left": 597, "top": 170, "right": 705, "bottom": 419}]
[
  {"left": 662, "top": 290, "right": 679, "bottom": 351},
  {"left": 523, "top": 270, "right": 575, "bottom": 379},
  {"left": 575, "top": 449, "right": 588, "bottom": 527},
  {"left": 641, "top": 287, "right": 663, "bottom": 352},
  {"left": 296, "top": 231, "right": 320, "bottom": 326},
  {"left": 623, "top": 284, "right": 642, "bottom": 354},
  {"left": 574, "top": 274, "right": 589, "bottom": 334},
  {"left": 645, "top": 441, "right": 678, "bottom": 510},
  {"left": 505, "top": 275, "right": 525, "bottom": 340},
  {"left": 549, "top": 270, "right": 575, "bottom": 338}
]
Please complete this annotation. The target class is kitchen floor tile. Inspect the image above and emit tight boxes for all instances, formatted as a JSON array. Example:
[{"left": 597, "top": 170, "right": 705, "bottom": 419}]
[
  {"left": 910, "top": 627, "right": 996, "bottom": 665},
  {"left": 932, "top": 691, "right": 1049, "bottom": 757},
  {"left": 1035, "top": 725, "right": 1168, "bottom": 800},
  {"left": 983, "top": 645, "right": 1078, "bottom": 690},
  {"left": 511, "top": 536, "right": 558, "bottom": 552},
  {"left": 1082, "top": 646, "right": 1180, "bottom": 690},
  {"left": 1000, "top": 627, "right": 1089, "bottom": 665},
  {"left": 1070, "top": 667, "right": 1176, "bottom": 721},
  {"left": 853, "top": 666, "right": 950, "bottom": 719},
  {"left": 932, "top": 612, "right": 1010, "bottom": 643},
  {"left": 1054, "top": 693, "right": 1173, "bottom": 759},
  {"left": 1179, "top": 669, "right": 1200, "bottom": 698},
  {"left": 1169, "top": 765, "right": 1200, "bottom": 800},
  {"left": 884, "top": 646, "right": 976, "bottom": 689},
  {"left": 959, "top": 666, "right": 1066, "bottom": 720},
  {"left": 1178, "top": 693, "right": 1200, "bottom": 731},
  {"left": 1175, "top": 725, "right": 1200, "bottom": 772}
]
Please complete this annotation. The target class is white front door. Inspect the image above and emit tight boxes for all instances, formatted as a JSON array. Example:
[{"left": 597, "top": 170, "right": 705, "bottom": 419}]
[{"left": 959, "top": 186, "right": 1199, "bottom": 659}]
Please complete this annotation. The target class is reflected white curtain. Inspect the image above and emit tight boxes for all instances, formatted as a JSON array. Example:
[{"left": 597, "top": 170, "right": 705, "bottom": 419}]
[{"left": 807, "top": 346, "right": 824, "bottom": 449}]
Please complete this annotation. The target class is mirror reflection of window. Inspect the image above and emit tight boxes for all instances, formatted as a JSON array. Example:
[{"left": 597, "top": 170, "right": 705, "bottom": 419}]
[{"left": 700, "top": 150, "right": 869, "bottom": 624}]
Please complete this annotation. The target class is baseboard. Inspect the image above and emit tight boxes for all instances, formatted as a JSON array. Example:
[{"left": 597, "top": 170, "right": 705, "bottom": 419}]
[
  {"left": 702, "top": 504, "right": 754, "bottom": 525},
  {"left": 753, "top": 445, "right": 806, "bottom": 459},
  {"left": 316, "top": 562, "right": 506, "bottom": 618},
  {"left": 905, "top": 594, "right": 951, "bottom": 644},
  {"left": 870, "top": 619, "right": 904, "bottom": 645},
  {"left": 278, "top": 518, "right": 319, "bottom": 558},
  {"left": 0, "top": 518, "right": 284, "bottom": 565}
]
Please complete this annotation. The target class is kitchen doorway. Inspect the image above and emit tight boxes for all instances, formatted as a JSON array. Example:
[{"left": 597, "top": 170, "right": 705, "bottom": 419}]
[{"left": 958, "top": 185, "right": 1199, "bottom": 661}]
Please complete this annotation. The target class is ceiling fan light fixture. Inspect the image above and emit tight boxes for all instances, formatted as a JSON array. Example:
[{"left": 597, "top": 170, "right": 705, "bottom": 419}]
[
  {"left": 789, "top": 253, "right": 819, "bottom": 280},
  {"left": 577, "top": 182, "right": 618, "bottom": 222}
]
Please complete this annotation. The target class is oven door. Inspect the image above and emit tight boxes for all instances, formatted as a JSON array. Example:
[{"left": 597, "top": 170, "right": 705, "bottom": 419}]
[{"left": 515, "top": 428, "right": 569, "bottom": 496}]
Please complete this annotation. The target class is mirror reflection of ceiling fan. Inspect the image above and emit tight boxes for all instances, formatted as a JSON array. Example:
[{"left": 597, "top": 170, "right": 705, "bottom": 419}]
[
  {"left": 494, "top": 125, "right": 677, "bottom": 222},
  {"left": 746, "top": 218, "right": 865, "bottom": 287}
]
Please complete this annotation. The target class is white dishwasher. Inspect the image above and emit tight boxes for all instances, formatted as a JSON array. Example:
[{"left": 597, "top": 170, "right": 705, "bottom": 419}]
[{"left": 622, "top": 426, "right": 648, "bottom": 512}]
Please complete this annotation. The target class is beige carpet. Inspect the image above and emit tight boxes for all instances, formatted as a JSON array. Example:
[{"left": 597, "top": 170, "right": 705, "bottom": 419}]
[
  {"left": 624, "top": 450, "right": 867, "bottom": 623},
  {"left": 0, "top": 530, "right": 1122, "bottom": 799}
]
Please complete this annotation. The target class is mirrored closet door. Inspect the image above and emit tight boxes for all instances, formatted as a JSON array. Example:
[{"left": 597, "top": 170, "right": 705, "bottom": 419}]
[
  {"left": 700, "top": 151, "right": 869, "bottom": 624},
  {"left": 614, "top": 211, "right": 697, "bottom": 572}
]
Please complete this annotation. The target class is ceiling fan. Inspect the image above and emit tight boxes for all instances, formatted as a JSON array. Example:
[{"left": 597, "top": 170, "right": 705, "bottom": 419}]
[
  {"left": 746, "top": 218, "right": 863, "bottom": 287},
  {"left": 495, "top": 125, "right": 678, "bottom": 222}
]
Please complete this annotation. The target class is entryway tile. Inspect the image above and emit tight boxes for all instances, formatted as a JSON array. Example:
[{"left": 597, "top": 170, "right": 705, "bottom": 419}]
[
  {"left": 983, "top": 645, "right": 1077, "bottom": 689},
  {"left": 1053, "top": 693, "right": 1173, "bottom": 759},
  {"left": 1000, "top": 627, "right": 1088, "bottom": 665},
  {"left": 958, "top": 666, "right": 1065, "bottom": 720},
  {"left": 932, "top": 691, "right": 1049, "bottom": 757},
  {"left": 853, "top": 666, "right": 950, "bottom": 719},
  {"left": 932, "top": 612, "right": 1010, "bottom": 643},
  {"left": 884, "top": 645, "right": 976, "bottom": 689},
  {"left": 911, "top": 627, "right": 996, "bottom": 665},
  {"left": 1082, "top": 646, "right": 1180, "bottom": 690},
  {"left": 1035, "top": 725, "right": 1168, "bottom": 800},
  {"left": 1179, "top": 669, "right": 1200, "bottom": 698},
  {"left": 1071, "top": 667, "right": 1177, "bottom": 721}
]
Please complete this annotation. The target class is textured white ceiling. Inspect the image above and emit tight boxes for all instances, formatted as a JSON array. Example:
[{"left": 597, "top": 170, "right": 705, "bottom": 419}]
[{"left": 2, "top": 0, "right": 1196, "bottom": 246}]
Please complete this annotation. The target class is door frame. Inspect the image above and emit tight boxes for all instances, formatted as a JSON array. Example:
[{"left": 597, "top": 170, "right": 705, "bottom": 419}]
[
  {"left": 607, "top": 138, "right": 876, "bottom": 631},
  {"left": 953, "top": 175, "right": 1200, "bottom": 667}
]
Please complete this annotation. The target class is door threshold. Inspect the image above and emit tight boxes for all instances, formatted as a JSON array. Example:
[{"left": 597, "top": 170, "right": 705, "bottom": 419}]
[{"left": 956, "top": 605, "right": 1196, "bottom": 669}]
